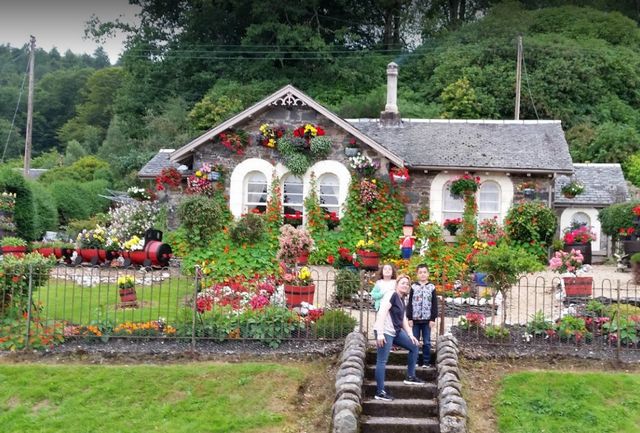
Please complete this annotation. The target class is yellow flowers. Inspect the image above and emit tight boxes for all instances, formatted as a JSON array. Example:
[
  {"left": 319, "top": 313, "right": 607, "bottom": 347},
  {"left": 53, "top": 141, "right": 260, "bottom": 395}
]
[
  {"left": 123, "top": 235, "right": 143, "bottom": 251},
  {"left": 303, "top": 124, "right": 318, "bottom": 136},
  {"left": 114, "top": 321, "right": 176, "bottom": 335},
  {"left": 195, "top": 170, "right": 203, "bottom": 177},
  {"left": 473, "top": 241, "right": 489, "bottom": 250},
  {"left": 117, "top": 275, "right": 135, "bottom": 289}
]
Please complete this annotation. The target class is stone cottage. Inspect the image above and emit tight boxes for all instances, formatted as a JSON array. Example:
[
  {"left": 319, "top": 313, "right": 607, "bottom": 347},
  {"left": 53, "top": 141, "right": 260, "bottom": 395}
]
[{"left": 139, "top": 63, "right": 628, "bottom": 247}]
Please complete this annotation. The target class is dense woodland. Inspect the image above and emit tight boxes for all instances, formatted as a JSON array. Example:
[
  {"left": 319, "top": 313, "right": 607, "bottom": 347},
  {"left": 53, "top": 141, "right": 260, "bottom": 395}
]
[{"left": 0, "top": 0, "right": 639, "bottom": 237}]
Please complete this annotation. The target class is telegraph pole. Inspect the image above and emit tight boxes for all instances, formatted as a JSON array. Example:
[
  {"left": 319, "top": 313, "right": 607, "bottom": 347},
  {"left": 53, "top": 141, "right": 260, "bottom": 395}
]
[
  {"left": 24, "top": 35, "right": 35, "bottom": 176},
  {"left": 514, "top": 35, "right": 522, "bottom": 121}
]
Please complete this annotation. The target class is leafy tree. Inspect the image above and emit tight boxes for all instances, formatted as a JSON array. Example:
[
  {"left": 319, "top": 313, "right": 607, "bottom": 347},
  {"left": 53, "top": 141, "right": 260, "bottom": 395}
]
[
  {"left": 63, "top": 140, "right": 87, "bottom": 165},
  {"left": 625, "top": 153, "right": 640, "bottom": 187},
  {"left": 440, "top": 77, "right": 481, "bottom": 118}
]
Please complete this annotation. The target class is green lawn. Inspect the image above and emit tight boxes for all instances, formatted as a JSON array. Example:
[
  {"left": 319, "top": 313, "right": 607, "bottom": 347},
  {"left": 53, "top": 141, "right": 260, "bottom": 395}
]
[
  {"left": 0, "top": 362, "right": 325, "bottom": 433},
  {"left": 496, "top": 371, "right": 640, "bottom": 433},
  {"left": 33, "top": 275, "right": 194, "bottom": 326}
]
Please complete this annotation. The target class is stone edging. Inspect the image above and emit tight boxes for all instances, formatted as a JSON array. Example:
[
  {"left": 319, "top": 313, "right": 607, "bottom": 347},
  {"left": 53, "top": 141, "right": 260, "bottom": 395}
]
[
  {"left": 437, "top": 333, "right": 468, "bottom": 433},
  {"left": 331, "top": 331, "right": 367, "bottom": 433}
]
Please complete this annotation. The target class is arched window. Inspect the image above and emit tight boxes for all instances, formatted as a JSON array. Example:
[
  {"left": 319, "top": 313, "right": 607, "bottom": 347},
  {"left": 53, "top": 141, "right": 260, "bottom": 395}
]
[
  {"left": 319, "top": 174, "right": 340, "bottom": 215},
  {"left": 283, "top": 174, "right": 304, "bottom": 217},
  {"left": 478, "top": 181, "right": 501, "bottom": 221},
  {"left": 570, "top": 212, "right": 591, "bottom": 228},
  {"left": 245, "top": 171, "right": 267, "bottom": 213},
  {"left": 442, "top": 181, "right": 464, "bottom": 221}
]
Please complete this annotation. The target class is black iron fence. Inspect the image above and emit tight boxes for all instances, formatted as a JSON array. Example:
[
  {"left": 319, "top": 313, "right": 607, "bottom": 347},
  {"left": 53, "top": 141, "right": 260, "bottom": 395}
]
[{"left": 1, "top": 264, "right": 639, "bottom": 361}]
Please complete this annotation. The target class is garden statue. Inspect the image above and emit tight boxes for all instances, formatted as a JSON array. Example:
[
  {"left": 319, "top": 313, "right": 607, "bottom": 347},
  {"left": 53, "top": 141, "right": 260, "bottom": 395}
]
[{"left": 399, "top": 212, "right": 416, "bottom": 259}]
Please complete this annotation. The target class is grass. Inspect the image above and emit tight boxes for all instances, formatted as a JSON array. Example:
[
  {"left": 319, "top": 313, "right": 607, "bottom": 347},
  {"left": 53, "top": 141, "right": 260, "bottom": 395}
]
[
  {"left": 33, "top": 275, "right": 194, "bottom": 326},
  {"left": 0, "top": 361, "right": 333, "bottom": 433},
  {"left": 496, "top": 371, "right": 640, "bottom": 433}
]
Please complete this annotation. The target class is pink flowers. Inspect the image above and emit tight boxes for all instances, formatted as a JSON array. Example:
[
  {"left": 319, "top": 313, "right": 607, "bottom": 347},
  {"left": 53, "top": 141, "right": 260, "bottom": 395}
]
[
  {"left": 549, "top": 249, "right": 584, "bottom": 275},
  {"left": 563, "top": 226, "right": 597, "bottom": 244}
]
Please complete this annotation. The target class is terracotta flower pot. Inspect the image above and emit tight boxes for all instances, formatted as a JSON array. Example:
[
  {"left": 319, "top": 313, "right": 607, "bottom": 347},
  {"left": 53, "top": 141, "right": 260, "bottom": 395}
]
[
  {"left": 357, "top": 250, "right": 380, "bottom": 271},
  {"left": 284, "top": 284, "right": 315, "bottom": 308},
  {"left": 563, "top": 276, "right": 593, "bottom": 297}
]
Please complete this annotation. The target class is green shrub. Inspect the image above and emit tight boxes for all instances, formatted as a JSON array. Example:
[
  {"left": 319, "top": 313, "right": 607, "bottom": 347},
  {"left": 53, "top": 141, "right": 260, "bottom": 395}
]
[
  {"left": 0, "top": 236, "right": 27, "bottom": 247},
  {"left": 505, "top": 201, "right": 557, "bottom": 259},
  {"left": 1, "top": 252, "right": 56, "bottom": 305},
  {"left": 48, "top": 179, "right": 110, "bottom": 225},
  {"left": 313, "top": 309, "right": 357, "bottom": 339},
  {"left": 0, "top": 167, "right": 36, "bottom": 240},
  {"left": 526, "top": 311, "right": 553, "bottom": 337},
  {"left": 38, "top": 156, "right": 110, "bottom": 184},
  {"left": 230, "top": 213, "right": 265, "bottom": 245},
  {"left": 605, "top": 303, "right": 640, "bottom": 319},
  {"left": 28, "top": 181, "right": 59, "bottom": 238},
  {"left": 239, "top": 307, "right": 301, "bottom": 347},
  {"left": 599, "top": 201, "right": 640, "bottom": 238},
  {"left": 335, "top": 268, "right": 360, "bottom": 301},
  {"left": 631, "top": 253, "right": 640, "bottom": 264},
  {"left": 178, "top": 192, "right": 231, "bottom": 244},
  {"left": 484, "top": 325, "right": 510, "bottom": 339}
]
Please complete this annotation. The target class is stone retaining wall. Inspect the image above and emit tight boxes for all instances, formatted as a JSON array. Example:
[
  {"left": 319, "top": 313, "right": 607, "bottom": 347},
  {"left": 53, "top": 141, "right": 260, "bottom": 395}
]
[
  {"left": 437, "top": 334, "right": 468, "bottom": 433},
  {"left": 331, "top": 331, "right": 367, "bottom": 433}
]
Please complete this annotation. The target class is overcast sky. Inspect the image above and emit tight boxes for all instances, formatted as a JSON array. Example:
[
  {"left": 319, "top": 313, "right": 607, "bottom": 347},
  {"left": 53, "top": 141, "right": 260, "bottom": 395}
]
[{"left": 0, "top": 0, "right": 141, "bottom": 64}]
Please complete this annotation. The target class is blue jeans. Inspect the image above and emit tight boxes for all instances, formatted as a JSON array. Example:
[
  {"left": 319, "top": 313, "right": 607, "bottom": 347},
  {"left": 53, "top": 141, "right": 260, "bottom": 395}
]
[
  {"left": 412, "top": 322, "right": 431, "bottom": 365},
  {"left": 375, "top": 329, "right": 418, "bottom": 393}
]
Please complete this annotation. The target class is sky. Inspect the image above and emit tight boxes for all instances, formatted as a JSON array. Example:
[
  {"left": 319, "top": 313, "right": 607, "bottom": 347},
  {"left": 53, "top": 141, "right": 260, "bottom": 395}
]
[{"left": 0, "top": 0, "right": 141, "bottom": 64}]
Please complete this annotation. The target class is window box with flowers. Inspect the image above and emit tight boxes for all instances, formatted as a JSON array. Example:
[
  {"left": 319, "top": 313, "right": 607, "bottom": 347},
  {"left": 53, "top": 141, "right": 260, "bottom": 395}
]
[
  {"left": 562, "top": 225, "right": 596, "bottom": 265},
  {"left": 283, "top": 210, "right": 303, "bottom": 228},
  {"left": 389, "top": 166, "right": 410, "bottom": 184},
  {"left": 549, "top": 249, "right": 592, "bottom": 297},
  {"left": 561, "top": 180, "right": 585, "bottom": 198},
  {"left": 349, "top": 154, "right": 379, "bottom": 178},
  {"left": 344, "top": 138, "right": 359, "bottom": 157},
  {"left": 117, "top": 275, "right": 138, "bottom": 308},
  {"left": 443, "top": 218, "right": 462, "bottom": 236},
  {"left": 0, "top": 236, "right": 27, "bottom": 257},
  {"left": 257, "top": 123, "right": 286, "bottom": 149},
  {"left": 450, "top": 174, "right": 481, "bottom": 198},
  {"left": 276, "top": 126, "right": 332, "bottom": 176},
  {"left": 282, "top": 266, "right": 315, "bottom": 307}
]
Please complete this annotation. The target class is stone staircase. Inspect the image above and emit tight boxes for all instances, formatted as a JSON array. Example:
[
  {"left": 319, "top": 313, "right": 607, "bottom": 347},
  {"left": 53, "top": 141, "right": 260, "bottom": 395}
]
[{"left": 361, "top": 350, "right": 440, "bottom": 433}]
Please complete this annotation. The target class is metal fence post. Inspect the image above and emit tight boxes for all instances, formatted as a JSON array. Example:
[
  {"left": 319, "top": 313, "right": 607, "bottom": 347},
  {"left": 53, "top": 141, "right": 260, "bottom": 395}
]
[
  {"left": 616, "top": 279, "right": 621, "bottom": 363},
  {"left": 24, "top": 264, "right": 34, "bottom": 350},
  {"left": 191, "top": 265, "right": 201, "bottom": 352}
]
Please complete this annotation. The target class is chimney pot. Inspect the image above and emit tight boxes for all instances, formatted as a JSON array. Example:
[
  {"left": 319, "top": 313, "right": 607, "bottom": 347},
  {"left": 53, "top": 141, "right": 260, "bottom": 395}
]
[{"left": 381, "top": 62, "right": 401, "bottom": 126}]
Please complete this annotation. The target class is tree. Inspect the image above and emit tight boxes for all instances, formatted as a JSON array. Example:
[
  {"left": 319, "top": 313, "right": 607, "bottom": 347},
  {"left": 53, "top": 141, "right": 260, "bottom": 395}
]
[{"left": 440, "top": 77, "right": 481, "bottom": 118}]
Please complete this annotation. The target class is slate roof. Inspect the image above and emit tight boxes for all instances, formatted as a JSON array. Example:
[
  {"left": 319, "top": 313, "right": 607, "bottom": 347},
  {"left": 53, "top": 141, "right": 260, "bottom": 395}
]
[
  {"left": 348, "top": 119, "right": 574, "bottom": 174},
  {"left": 138, "top": 149, "right": 179, "bottom": 178},
  {"left": 554, "top": 163, "right": 629, "bottom": 207}
]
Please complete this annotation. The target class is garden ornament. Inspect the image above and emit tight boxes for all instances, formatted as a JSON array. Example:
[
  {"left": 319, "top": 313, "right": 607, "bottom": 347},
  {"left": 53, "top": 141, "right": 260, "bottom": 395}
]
[{"left": 399, "top": 212, "right": 416, "bottom": 259}]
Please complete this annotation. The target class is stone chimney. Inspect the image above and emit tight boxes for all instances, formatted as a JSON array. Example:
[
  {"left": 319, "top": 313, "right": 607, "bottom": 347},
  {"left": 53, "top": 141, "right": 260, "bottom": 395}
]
[{"left": 380, "top": 62, "right": 401, "bottom": 126}]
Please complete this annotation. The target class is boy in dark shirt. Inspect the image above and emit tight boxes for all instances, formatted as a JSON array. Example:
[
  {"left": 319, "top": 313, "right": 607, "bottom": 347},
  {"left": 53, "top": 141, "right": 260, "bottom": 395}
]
[{"left": 406, "top": 264, "right": 438, "bottom": 367}]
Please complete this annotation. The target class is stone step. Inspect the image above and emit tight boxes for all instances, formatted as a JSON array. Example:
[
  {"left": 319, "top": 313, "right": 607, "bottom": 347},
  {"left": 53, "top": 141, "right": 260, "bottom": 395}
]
[
  {"left": 363, "top": 380, "right": 437, "bottom": 399},
  {"left": 361, "top": 416, "right": 440, "bottom": 433},
  {"left": 363, "top": 397, "right": 438, "bottom": 418},
  {"left": 365, "top": 364, "right": 437, "bottom": 381},
  {"left": 366, "top": 349, "right": 435, "bottom": 365}
]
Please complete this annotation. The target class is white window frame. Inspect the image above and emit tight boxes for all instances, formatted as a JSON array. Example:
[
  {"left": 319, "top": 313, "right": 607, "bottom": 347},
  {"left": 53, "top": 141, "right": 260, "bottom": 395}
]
[
  {"left": 478, "top": 181, "right": 501, "bottom": 222},
  {"left": 244, "top": 171, "right": 268, "bottom": 214},
  {"left": 229, "top": 158, "right": 274, "bottom": 218}
]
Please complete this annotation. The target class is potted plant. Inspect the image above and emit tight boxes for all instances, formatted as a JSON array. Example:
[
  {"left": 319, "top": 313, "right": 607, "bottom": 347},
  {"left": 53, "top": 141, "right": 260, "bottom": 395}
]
[
  {"left": 283, "top": 211, "right": 303, "bottom": 228},
  {"left": 1, "top": 236, "right": 27, "bottom": 257},
  {"left": 561, "top": 180, "right": 585, "bottom": 198},
  {"left": 443, "top": 218, "right": 462, "bottom": 236},
  {"left": 344, "top": 138, "right": 360, "bottom": 157},
  {"left": 562, "top": 225, "right": 596, "bottom": 265},
  {"left": 117, "top": 275, "right": 138, "bottom": 308},
  {"left": 155, "top": 167, "right": 183, "bottom": 192},
  {"left": 30, "top": 241, "right": 55, "bottom": 258},
  {"left": 257, "top": 123, "right": 285, "bottom": 149},
  {"left": 121, "top": 235, "right": 146, "bottom": 267},
  {"left": 277, "top": 224, "right": 314, "bottom": 266},
  {"left": 51, "top": 241, "right": 76, "bottom": 262},
  {"left": 548, "top": 249, "right": 592, "bottom": 297},
  {"left": 355, "top": 231, "right": 381, "bottom": 271},
  {"left": 449, "top": 174, "right": 481, "bottom": 198},
  {"left": 389, "top": 166, "right": 410, "bottom": 184},
  {"left": 348, "top": 154, "right": 379, "bottom": 178},
  {"left": 282, "top": 266, "right": 315, "bottom": 307}
]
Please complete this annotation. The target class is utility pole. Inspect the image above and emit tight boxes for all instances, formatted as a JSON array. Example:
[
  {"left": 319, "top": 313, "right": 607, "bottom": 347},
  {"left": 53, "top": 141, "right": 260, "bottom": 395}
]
[
  {"left": 24, "top": 35, "right": 35, "bottom": 177},
  {"left": 514, "top": 35, "right": 522, "bottom": 121}
]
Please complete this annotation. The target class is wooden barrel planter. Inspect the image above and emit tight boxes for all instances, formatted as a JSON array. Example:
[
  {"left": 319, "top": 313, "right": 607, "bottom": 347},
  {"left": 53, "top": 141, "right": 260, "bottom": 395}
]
[
  {"left": 1, "top": 246, "right": 26, "bottom": 257},
  {"left": 121, "top": 241, "right": 172, "bottom": 268},
  {"left": 284, "top": 284, "right": 315, "bottom": 308},
  {"left": 563, "top": 276, "right": 593, "bottom": 297},
  {"left": 357, "top": 250, "right": 380, "bottom": 271},
  {"left": 563, "top": 243, "right": 592, "bottom": 265},
  {"left": 118, "top": 287, "right": 138, "bottom": 308}
]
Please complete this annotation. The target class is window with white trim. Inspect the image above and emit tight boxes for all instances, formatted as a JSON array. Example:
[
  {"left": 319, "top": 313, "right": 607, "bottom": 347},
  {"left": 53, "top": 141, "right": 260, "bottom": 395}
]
[
  {"left": 245, "top": 171, "right": 267, "bottom": 213},
  {"left": 478, "top": 181, "right": 501, "bottom": 221},
  {"left": 319, "top": 174, "right": 340, "bottom": 214},
  {"left": 283, "top": 174, "right": 304, "bottom": 216},
  {"left": 570, "top": 212, "right": 590, "bottom": 228},
  {"left": 442, "top": 181, "right": 464, "bottom": 221}
]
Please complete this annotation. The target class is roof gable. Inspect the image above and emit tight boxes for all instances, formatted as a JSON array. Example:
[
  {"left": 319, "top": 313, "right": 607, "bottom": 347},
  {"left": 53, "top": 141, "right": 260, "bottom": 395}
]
[{"left": 170, "top": 85, "right": 404, "bottom": 165}]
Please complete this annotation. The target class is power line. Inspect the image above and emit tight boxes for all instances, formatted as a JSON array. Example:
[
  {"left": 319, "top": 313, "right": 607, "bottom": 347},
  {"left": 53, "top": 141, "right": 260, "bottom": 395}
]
[{"left": 1, "top": 61, "right": 28, "bottom": 163}]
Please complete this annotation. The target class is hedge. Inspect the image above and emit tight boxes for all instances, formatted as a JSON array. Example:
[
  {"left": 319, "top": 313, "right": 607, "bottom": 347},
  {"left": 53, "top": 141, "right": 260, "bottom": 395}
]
[
  {"left": 0, "top": 167, "right": 36, "bottom": 240},
  {"left": 28, "top": 180, "right": 59, "bottom": 239}
]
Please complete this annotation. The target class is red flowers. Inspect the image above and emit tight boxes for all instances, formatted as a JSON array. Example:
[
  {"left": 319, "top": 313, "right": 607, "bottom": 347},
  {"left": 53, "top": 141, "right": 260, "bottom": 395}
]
[
  {"left": 155, "top": 167, "right": 182, "bottom": 191},
  {"left": 217, "top": 130, "right": 248, "bottom": 155},
  {"left": 633, "top": 205, "right": 640, "bottom": 217},
  {"left": 563, "top": 226, "right": 596, "bottom": 244}
]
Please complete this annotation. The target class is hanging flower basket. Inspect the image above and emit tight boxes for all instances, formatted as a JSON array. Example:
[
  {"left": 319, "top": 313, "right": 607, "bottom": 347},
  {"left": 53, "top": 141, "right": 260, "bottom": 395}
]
[
  {"left": 561, "top": 180, "right": 584, "bottom": 198},
  {"left": 450, "top": 174, "right": 481, "bottom": 198}
]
